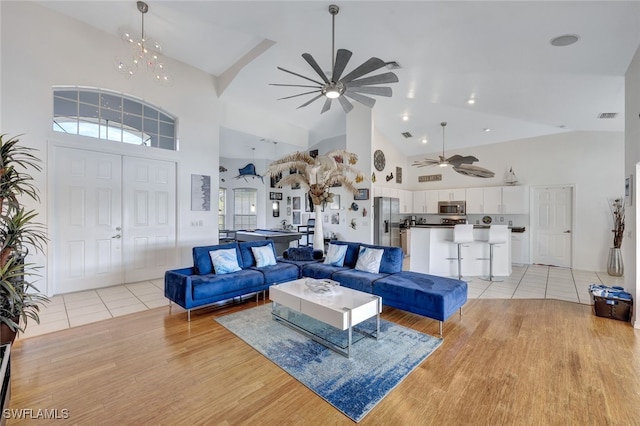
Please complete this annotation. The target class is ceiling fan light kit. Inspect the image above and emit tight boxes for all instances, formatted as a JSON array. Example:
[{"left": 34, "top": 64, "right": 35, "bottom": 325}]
[{"left": 271, "top": 4, "right": 398, "bottom": 114}]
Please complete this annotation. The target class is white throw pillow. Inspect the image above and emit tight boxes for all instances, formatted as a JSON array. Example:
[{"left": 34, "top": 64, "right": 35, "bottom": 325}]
[
  {"left": 324, "top": 244, "right": 348, "bottom": 266},
  {"left": 354, "top": 247, "right": 384, "bottom": 274},
  {"left": 251, "top": 245, "right": 277, "bottom": 267},
  {"left": 209, "top": 248, "right": 241, "bottom": 274}
]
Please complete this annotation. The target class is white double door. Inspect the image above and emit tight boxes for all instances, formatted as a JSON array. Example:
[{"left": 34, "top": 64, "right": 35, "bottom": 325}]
[{"left": 52, "top": 146, "right": 176, "bottom": 294}]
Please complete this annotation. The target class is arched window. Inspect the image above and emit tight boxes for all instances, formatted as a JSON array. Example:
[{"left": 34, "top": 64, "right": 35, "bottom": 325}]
[{"left": 53, "top": 87, "right": 177, "bottom": 150}]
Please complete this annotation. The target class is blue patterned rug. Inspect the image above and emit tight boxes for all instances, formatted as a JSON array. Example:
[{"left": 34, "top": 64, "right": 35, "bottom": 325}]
[{"left": 216, "top": 304, "right": 442, "bottom": 422}]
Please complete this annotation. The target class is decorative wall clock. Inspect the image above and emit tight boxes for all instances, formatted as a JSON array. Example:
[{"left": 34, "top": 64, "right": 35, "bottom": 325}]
[{"left": 373, "top": 150, "right": 386, "bottom": 171}]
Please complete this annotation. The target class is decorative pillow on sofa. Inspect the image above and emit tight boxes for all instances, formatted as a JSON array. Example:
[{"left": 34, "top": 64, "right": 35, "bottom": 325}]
[
  {"left": 209, "top": 248, "right": 242, "bottom": 274},
  {"left": 251, "top": 245, "right": 277, "bottom": 267},
  {"left": 354, "top": 247, "right": 384, "bottom": 273},
  {"left": 286, "top": 246, "right": 315, "bottom": 261},
  {"left": 324, "top": 244, "right": 348, "bottom": 266}
]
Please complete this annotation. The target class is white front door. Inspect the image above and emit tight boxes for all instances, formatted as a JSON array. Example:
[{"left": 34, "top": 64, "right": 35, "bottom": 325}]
[
  {"left": 52, "top": 147, "right": 177, "bottom": 293},
  {"left": 53, "top": 147, "right": 123, "bottom": 293},
  {"left": 122, "top": 156, "right": 176, "bottom": 283},
  {"left": 531, "top": 186, "right": 573, "bottom": 267}
]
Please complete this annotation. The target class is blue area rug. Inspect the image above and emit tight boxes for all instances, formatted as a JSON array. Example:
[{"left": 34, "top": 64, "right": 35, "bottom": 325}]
[{"left": 216, "top": 304, "right": 442, "bottom": 422}]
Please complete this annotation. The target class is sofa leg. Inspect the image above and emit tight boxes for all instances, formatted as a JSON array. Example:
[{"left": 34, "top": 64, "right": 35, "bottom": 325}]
[
  {"left": 187, "top": 309, "right": 191, "bottom": 322},
  {"left": 439, "top": 321, "right": 443, "bottom": 337},
  {"left": 460, "top": 307, "right": 462, "bottom": 319}
]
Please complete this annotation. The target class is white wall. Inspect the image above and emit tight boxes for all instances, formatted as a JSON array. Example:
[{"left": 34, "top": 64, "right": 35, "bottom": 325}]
[
  {"left": 407, "top": 131, "right": 624, "bottom": 271},
  {"left": 625, "top": 45, "right": 640, "bottom": 328},
  {"left": 1, "top": 2, "right": 221, "bottom": 293},
  {"left": 372, "top": 128, "right": 411, "bottom": 191}
]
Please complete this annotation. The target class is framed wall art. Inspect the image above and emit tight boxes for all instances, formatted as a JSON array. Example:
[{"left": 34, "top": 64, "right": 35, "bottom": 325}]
[{"left": 354, "top": 189, "right": 369, "bottom": 200}]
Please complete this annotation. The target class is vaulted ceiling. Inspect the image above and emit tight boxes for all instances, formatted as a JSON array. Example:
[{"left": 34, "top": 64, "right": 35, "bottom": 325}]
[{"left": 39, "top": 1, "right": 640, "bottom": 159}]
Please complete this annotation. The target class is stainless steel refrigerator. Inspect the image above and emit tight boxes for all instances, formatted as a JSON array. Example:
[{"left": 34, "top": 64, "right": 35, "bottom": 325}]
[{"left": 374, "top": 197, "right": 400, "bottom": 247}]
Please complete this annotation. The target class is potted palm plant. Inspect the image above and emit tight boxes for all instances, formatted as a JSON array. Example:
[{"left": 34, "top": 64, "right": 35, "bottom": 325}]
[
  {"left": 267, "top": 150, "right": 364, "bottom": 253},
  {"left": 0, "top": 134, "right": 48, "bottom": 344}
]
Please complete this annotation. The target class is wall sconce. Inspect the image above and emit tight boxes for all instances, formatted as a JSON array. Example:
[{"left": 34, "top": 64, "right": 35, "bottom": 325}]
[{"left": 272, "top": 201, "right": 280, "bottom": 217}]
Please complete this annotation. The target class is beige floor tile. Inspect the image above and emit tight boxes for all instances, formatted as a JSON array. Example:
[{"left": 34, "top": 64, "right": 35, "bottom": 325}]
[
  {"left": 104, "top": 297, "right": 142, "bottom": 310},
  {"left": 19, "top": 318, "right": 70, "bottom": 339},
  {"left": 142, "top": 298, "right": 170, "bottom": 309},
  {"left": 68, "top": 310, "right": 113, "bottom": 327},
  {"left": 109, "top": 303, "right": 149, "bottom": 317},
  {"left": 126, "top": 282, "right": 161, "bottom": 296},
  {"left": 63, "top": 290, "right": 100, "bottom": 301},
  {"left": 99, "top": 291, "right": 137, "bottom": 303},
  {"left": 67, "top": 303, "right": 109, "bottom": 318}
]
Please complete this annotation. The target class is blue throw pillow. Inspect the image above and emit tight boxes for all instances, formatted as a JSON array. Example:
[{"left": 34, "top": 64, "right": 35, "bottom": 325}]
[
  {"left": 251, "top": 245, "right": 277, "bottom": 267},
  {"left": 287, "top": 247, "right": 314, "bottom": 261},
  {"left": 354, "top": 247, "right": 384, "bottom": 273},
  {"left": 209, "top": 248, "right": 241, "bottom": 274},
  {"left": 324, "top": 244, "right": 348, "bottom": 266}
]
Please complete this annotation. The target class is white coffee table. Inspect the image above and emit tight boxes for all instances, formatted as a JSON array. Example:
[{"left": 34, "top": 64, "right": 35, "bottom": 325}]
[{"left": 270, "top": 278, "right": 382, "bottom": 358}]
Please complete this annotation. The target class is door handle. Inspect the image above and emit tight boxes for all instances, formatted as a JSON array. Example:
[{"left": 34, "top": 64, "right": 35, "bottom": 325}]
[
  {"left": 564, "top": 230, "right": 571, "bottom": 234},
  {"left": 112, "top": 234, "right": 121, "bottom": 239}
]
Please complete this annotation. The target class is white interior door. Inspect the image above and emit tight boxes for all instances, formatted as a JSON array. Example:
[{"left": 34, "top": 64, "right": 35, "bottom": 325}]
[
  {"left": 531, "top": 186, "right": 573, "bottom": 267},
  {"left": 53, "top": 147, "right": 123, "bottom": 293},
  {"left": 53, "top": 147, "right": 177, "bottom": 293},
  {"left": 122, "top": 157, "right": 176, "bottom": 283}
]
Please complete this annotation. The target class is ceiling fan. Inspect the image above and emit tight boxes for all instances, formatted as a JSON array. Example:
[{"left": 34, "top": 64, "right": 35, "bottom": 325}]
[
  {"left": 412, "top": 122, "right": 495, "bottom": 178},
  {"left": 270, "top": 4, "right": 399, "bottom": 114}
]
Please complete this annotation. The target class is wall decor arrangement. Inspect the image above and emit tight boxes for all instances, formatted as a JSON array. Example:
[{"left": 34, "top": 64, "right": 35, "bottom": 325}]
[
  {"left": 269, "top": 192, "right": 283, "bottom": 200},
  {"left": 385, "top": 172, "right": 394, "bottom": 182},
  {"left": 286, "top": 207, "right": 291, "bottom": 216},
  {"left": 625, "top": 174, "right": 633, "bottom": 206},
  {"left": 331, "top": 212, "right": 340, "bottom": 224},
  {"left": 329, "top": 195, "right": 340, "bottom": 210},
  {"left": 235, "top": 163, "right": 263, "bottom": 182},
  {"left": 292, "top": 196, "right": 301, "bottom": 210},
  {"left": 354, "top": 188, "right": 369, "bottom": 200},
  {"left": 190, "top": 174, "right": 211, "bottom": 211},
  {"left": 292, "top": 211, "right": 301, "bottom": 225},
  {"left": 396, "top": 166, "right": 402, "bottom": 183},
  {"left": 270, "top": 172, "right": 282, "bottom": 188}
]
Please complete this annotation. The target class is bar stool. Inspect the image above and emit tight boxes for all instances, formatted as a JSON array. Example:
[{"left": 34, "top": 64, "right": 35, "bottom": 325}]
[
  {"left": 452, "top": 224, "right": 474, "bottom": 280},
  {"left": 481, "top": 225, "right": 509, "bottom": 282}
]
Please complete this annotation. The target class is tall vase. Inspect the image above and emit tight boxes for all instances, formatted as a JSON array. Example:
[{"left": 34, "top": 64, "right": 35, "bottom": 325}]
[
  {"left": 313, "top": 207, "right": 324, "bottom": 254},
  {"left": 607, "top": 247, "right": 624, "bottom": 277}
]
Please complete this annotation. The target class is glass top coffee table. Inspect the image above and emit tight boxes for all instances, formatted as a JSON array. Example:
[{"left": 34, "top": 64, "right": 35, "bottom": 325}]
[{"left": 270, "top": 278, "right": 382, "bottom": 358}]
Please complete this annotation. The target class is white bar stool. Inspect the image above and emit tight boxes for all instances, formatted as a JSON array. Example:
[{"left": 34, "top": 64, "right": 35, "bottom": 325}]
[
  {"left": 451, "top": 224, "right": 474, "bottom": 280},
  {"left": 481, "top": 225, "right": 508, "bottom": 282}
]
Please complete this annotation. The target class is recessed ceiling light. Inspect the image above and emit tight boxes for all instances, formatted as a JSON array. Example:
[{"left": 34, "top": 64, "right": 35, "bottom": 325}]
[
  {"left": 550, "top": 34, "right": 580, "bottom": 47},
  {"left": 402, "top": 115, "right": 409, "bottom": 121},
  {"left": 483, "top": 128, "right": 491, "bottom": 132},
  {"left": 467, "top": 99, "right": 475, "bottom": 105},
  {"left": 421, "top": 138, "right": 427, "bottom": 144}
]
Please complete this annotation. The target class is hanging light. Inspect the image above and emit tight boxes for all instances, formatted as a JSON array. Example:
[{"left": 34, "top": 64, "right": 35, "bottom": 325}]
[{"left": 114, "top": 1, "right": 172, "bottom": 85}]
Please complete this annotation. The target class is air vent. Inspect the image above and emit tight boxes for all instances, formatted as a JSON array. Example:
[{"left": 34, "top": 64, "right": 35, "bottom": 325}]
[
  {"left": 385, "top": 61, "right": 402, "bottom": 70},
  {"left": 598, "top": 112, "right": 618, "bottom": 119},
  {"left": 401, "top": 132, "right": 412, "bottom": 138}
]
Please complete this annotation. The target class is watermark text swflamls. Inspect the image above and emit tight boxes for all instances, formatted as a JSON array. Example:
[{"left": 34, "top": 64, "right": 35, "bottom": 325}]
[{"left": 2, "top": 408, "right": 70, "bottom": 420}]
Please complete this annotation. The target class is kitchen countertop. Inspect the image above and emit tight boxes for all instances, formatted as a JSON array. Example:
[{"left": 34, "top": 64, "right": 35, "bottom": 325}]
[{"left": 408, "top": 224, "right": 526, "bottom": 232}]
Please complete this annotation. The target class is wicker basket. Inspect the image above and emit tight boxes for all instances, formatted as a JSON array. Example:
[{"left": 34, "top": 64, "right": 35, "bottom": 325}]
[{"left": 592, "top": 295, "right": 633, "bottom": 322}]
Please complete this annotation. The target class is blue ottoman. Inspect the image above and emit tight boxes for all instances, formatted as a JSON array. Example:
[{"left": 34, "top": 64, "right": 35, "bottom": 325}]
[{"left": 373, "top": 271, "right": 468, "bottom": 336}]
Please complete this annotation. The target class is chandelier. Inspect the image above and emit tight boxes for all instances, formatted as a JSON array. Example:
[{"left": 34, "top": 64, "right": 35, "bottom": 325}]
[{"left": 114, "top": 1, "right": 172, "bottom": 85}]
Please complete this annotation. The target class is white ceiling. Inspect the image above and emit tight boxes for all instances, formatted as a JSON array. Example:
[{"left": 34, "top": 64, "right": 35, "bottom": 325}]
[{"left": 39, "top": 1, "right": 640, "bottom": 159}]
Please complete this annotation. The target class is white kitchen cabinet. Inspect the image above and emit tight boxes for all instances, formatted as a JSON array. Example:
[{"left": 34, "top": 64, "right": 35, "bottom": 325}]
[
  {"left": 502, "top": 185, "right": 529, "bottom": 214},
  {"left": 398, "top": 189, "right": 412, "bottom": 213},
  {"left": 425, "top": 190, "right": 440, "bottom": 213},
  {"left": 412, "top": 191, "right": 426, "bottom": 213},
  {"left": 465, "top": 188, "right": 484, "bottom": 214},
  {"left": 511, "top": 231, "right": 529, "bottom": 264},
  {"left": 482, "top": 187, "right": 502, "bottom": 214},
  {"left": 438, "top": 188, "right": 466, "bottom": 202}
]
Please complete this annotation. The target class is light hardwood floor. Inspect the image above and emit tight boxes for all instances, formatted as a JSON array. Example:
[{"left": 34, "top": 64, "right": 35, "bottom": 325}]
[{"left": 8, "top": 294, "right": 640, "bottom": 425}]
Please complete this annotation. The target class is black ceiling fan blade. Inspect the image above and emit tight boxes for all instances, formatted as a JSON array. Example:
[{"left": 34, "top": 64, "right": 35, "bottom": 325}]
[
  {"left": 331, "top": 49, "right": 352, "bottom": 82},
  {"left": 339, "top": 57, "right": 386, "bottom": 84},
  {"left": 302, "top": 53, "right": 330, "bottom": 84},
  {"left": 277, "top": 66, "right": 325, "bottom": 86},
  {"left": 453, "top": 164, "right": 495, "bottom": 178},
  {"left": 344, "top": 91, "right": 376, "bottom": 108},
  {"left": 348, "top": 72, "right": 399, "bottom": 87},
  {"left": 269, "top": 83, "right": 322, "bottom": 89},
  {"left": 447, "top": 155, "right": 479, "bottom": 166},
  {"left": 297, "top": 93, "right": 325, "bottom": 109},
  {"left": 346, "top": 86, "right": 392, "bottom": 97},
  {"left": 320, "top": 98, "right": 333, "bottom": 114},
  {"left": 277, "top": 90, "right": 321, "bottom": 101},
  {"left": 337, "top": 96, "right": 354, "bottom": 113},
  {"left": 412, "top": 159, "right": 440, "bottom": 167}
]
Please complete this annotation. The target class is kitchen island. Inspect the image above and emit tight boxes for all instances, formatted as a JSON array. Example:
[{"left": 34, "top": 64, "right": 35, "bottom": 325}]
[
  {"left": 409, "top": 226, "right": 511, "bottom": 277},
  {"left": 235, "top": 229, "right": 303, "bottom": 256}
]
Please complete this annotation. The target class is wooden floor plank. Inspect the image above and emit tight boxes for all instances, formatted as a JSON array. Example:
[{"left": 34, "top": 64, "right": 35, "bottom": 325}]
[{"left": 7, "top": 298, "right": 640, "bottom": 425}]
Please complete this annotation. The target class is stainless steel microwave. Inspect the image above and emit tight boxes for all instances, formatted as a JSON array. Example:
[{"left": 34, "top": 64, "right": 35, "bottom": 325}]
[{"left": 438, "top": 201, "right": 466, "bottom": 215}]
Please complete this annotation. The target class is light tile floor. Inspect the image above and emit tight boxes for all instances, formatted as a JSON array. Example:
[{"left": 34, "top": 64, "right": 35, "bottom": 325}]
[{"left": 18, "top": 265, "right": 625, "bottom": 340}]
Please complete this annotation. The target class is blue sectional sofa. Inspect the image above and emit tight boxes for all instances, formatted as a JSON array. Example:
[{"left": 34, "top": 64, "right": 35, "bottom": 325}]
[{"left": 165, "top": 240, "right": 468, "bottom": 335}]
